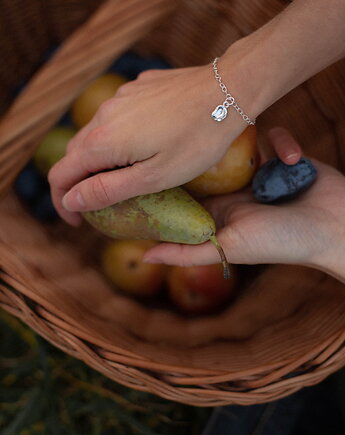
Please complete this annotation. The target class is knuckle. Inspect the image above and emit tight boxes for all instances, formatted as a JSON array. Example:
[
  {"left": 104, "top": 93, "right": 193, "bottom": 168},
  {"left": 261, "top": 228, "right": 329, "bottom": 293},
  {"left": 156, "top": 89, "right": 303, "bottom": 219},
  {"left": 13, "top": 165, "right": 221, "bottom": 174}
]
[
  {"left": 141, "top": 167, "right": 163, "bottom": 189},
  {"left": 177, "top": 254, "right": 191, "bottom": 268},
  {"left": 47, "top": 161, "right": 62, "bottom": 186},
  {"left": 115, "top": 82, "right": 133, "bottom": 97},
  {"left": 220, "top": 230, "right": 236, "bottom": 254},
  {"left": 89, "top": 175, "right": 112, "bottom": 205},
  {"left": 66, "top": 127, "right": 86, "bottom": 153},
  {"left": 66, "top": 138, "right": 77, "bottom": 154},
  {"left": 176, "top": 246, "right": 195, "bottom": 267},
  {"left": 137, "top": 70, "right": 158, "bottom": 80},
  {"left": 47, "top": 167, "right": 56, "bottom": 186},
  {"left": 83, "top": 127, "right": 106, "bottom": 150},
  {"left": 97, "top": 99, "right": 114, "bottom": 119}
]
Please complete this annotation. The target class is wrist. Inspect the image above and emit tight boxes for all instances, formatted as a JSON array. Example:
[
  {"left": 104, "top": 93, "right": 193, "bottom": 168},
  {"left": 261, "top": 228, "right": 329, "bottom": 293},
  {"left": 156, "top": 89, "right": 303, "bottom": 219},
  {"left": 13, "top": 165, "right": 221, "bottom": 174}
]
[
  {"left": 221, "top": 0, "right": 345, "bottom": 120},
  {"left": 220, "top": 36, "right": 279, "bottom": 121},
  {"left": 309, "top": 230, "right": 345, "bottom": 284}
]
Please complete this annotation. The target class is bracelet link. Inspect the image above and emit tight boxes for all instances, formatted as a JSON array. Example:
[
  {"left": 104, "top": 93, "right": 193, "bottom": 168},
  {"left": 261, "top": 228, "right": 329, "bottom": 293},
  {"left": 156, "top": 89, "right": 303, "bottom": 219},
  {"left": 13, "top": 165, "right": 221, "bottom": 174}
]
[
  {"left": 224, "top": 95, "right": 234, "bottom": 108},
  {"left": 211, "top": 57, "right": 256, "bottom": 126}
]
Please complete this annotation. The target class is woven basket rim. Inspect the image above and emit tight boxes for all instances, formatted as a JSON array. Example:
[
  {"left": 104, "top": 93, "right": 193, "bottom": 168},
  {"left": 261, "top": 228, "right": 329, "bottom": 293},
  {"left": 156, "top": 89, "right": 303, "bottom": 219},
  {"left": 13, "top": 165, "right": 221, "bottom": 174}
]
[{"left": 0, "top": 0, "right": 344, "bottom": 406}]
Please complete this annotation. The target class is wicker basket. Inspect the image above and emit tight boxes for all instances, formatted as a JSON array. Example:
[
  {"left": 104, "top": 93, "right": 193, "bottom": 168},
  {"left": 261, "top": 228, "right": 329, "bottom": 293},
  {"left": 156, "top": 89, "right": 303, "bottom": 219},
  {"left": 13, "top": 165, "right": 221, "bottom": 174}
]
[{"left": 0, "top": 0, "right": 344, "bottom": 407}]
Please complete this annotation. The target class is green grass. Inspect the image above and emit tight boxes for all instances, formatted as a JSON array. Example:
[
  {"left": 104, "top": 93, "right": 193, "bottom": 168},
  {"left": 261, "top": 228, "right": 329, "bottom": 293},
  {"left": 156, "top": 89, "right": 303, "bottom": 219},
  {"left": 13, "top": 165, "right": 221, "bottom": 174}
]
[{"left": 0, "top": 309, "right": 211, "bottom": 435}]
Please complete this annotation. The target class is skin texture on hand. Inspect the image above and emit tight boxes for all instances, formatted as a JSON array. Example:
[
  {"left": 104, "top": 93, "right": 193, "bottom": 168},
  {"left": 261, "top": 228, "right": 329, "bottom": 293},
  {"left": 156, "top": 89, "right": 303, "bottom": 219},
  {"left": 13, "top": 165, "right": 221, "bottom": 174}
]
[
  {"left": 144, "top": 129, "right": 345, "bottom": 284},
  {"left": 48, "top": 0, "right": 345, "bottom": 227},
  {"left": 224, "top": 0, "right": 345, "bottom": 116},
  {"left": 48, "top": 64, "right": 252, "bottom": 226}
]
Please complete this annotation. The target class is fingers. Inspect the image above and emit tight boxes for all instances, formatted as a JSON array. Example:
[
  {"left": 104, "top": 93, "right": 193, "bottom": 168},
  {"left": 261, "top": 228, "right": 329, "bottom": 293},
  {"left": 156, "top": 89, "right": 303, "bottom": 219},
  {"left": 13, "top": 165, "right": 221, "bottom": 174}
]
[
  {"left": 268, "top": 127, "right": 302, "bottom": 165},
  {"left": 50, "top": 185, "right": 82, "bottom": 226},
  {"left": 65, "top": 121, "right": 97, "bottom": 154},
  {"left": 201, "top": 191, "right": 253, "bottom": 228},
  {"left": 147, "top": 194, "right": 255, "bottom": 267},
  {"left": 53, "top": 125, "right": 118, "bottom": 179},
  {"left": 48, "top": 142, "right": 107, "bottom": 218},
  {"left": 60, "top": 157, "right": 163, "bottom": 212},
  {"left": 143, "top": 240, "right": 221, "bottom": 267},
  {"left": 49, "top": 69, "right": 173, "bottom": 213},
  {"left": 48, "top": 71, "right": 179, "bottom": 223},
  {"left": 50, "top": 108, "right": 155, "bottom": 223}
]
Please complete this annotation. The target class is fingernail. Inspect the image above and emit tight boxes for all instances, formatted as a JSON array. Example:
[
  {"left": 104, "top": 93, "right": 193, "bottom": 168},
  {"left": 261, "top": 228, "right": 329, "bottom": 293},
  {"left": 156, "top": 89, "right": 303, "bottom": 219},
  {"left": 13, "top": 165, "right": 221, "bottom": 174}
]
[
  {"left": 62, "top": 191, "right": 86, "bottom": 211},
  {"left": 143, "top": 257, "right": 162, "bottom": 264},
  {"left": 286, "top": 153, "right": 300, "bottom": 164}
]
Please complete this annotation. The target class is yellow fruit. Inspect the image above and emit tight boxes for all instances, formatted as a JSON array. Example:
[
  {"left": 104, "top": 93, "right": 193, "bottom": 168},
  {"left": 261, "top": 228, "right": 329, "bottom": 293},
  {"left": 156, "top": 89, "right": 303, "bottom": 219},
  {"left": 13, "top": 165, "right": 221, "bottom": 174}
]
[
  {"left": 33, "top": 127, "right": 76, "bottom": 175},
  {"left": 101, "top": 240, "right": 167, "bottom": 297},
  {"left": 84, "top": 187, "right": 230, "bottom": 279},
  {"left": 71, "top": 73, "right": 127, "bottom": 128},
  {"left": 185, "top": 126, "right": 258, "bottom": 195}
]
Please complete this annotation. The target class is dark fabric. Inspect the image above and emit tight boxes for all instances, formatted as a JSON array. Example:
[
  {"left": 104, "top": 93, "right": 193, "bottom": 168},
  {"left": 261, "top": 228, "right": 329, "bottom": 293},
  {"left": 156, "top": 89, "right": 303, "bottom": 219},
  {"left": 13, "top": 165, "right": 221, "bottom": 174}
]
[{"left": 202, "top": 368, "right": 345, "bottom": 435}]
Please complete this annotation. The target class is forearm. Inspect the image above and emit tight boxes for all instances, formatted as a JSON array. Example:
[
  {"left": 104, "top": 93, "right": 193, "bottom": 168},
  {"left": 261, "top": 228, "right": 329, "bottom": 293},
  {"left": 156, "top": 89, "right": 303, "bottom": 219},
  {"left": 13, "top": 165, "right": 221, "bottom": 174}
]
[
  {"left": 221, "top": 0, "right": 345, "bottom": 117},
  {"left": 311, "top": 237, "right": 345, "bottom": 284},
  {"left": 313, "top": 261, "right": 345, "bottom": 285}
]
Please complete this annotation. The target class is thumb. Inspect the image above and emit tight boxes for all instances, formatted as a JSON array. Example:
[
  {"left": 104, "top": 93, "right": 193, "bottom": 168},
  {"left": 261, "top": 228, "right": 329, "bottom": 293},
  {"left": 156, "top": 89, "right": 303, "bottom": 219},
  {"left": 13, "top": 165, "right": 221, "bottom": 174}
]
[
  {"left": 143, "top": 234, "right": 228, "bottom": 267},
  {"left": 62, "top": 159, "right": 162, "bottom": 212}
]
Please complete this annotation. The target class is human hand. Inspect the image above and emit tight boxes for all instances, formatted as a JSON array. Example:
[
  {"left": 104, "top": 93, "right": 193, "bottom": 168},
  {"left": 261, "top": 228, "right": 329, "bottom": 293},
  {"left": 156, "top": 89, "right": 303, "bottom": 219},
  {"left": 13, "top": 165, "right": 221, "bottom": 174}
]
[
  {"left": 144, "top": 128, "right": 345, "bottom": 282},
  {"left": 48, "top": 0, "right": 345, "bottom": 229},
  {"left": 48, "top": 53, "right": 259, "bottom": 227}
]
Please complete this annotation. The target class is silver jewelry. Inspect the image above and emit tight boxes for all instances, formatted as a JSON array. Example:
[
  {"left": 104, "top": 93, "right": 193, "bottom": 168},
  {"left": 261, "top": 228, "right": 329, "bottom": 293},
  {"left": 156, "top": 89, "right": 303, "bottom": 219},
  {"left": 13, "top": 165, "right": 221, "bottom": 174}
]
[{"left": 211, "top": 57, "right": 256, "bottom": 125}]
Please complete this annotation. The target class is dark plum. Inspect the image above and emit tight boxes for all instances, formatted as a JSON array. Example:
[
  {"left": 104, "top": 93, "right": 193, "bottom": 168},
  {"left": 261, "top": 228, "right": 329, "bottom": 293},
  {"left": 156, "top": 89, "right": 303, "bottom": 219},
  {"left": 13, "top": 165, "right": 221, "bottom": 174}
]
[
  {"left": 31, "top": 191, "right": 59, "bottom": 222},
  {"left": 14, "top": 162, "right": 46, "bottom": 204},
  {"left": 14, "top": 162, "right": 59, "bottom": 222},
  {"left": 252, "top": 157, "right": 317, "bottom": 203},
  {"left": 111, "top": 51, "right": 171, "bottom": 79}
]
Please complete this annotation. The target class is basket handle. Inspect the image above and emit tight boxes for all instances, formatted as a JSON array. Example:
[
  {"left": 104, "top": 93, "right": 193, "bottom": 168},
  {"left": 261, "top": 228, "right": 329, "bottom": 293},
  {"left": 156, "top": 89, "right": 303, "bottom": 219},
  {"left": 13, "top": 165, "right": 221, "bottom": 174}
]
[{"left": 0, "top": 0, "right": 177, "bottom": 197}]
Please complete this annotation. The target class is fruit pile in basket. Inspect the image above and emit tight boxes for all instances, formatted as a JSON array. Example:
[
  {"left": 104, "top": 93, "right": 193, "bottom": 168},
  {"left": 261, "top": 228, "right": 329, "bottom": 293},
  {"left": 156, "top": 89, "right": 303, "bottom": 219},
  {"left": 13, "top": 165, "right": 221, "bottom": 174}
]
[{"left": 14, "top": 51, "right": 316, "bottom": 316}]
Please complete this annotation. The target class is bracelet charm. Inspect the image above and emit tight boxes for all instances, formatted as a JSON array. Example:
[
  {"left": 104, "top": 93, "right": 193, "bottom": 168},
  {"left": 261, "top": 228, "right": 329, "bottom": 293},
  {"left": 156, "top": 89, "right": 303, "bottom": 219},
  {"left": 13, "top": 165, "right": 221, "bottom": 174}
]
[
  {"left": 211, "top": 57, "right": 255, "bottom": 126},
  {"left": 211, "top": 105, "right": 228, "bottom": 122}
]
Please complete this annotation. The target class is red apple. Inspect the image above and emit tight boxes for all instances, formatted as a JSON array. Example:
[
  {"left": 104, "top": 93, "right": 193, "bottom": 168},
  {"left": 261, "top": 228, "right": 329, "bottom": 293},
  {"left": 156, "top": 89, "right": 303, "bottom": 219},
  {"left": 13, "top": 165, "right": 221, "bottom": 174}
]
[
  {"left": 101, "top": 240, "right": 167, "bottom": 297},
  {"left": 168, "top": 264, "right": 237, "bottom": 315}
]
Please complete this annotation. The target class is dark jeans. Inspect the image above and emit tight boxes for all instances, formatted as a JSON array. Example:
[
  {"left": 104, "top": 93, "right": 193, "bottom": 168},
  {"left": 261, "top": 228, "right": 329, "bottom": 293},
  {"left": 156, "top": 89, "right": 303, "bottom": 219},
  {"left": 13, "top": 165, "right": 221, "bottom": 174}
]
[{"left": 202, "top": 368, "right": 345, "bottom": 435}]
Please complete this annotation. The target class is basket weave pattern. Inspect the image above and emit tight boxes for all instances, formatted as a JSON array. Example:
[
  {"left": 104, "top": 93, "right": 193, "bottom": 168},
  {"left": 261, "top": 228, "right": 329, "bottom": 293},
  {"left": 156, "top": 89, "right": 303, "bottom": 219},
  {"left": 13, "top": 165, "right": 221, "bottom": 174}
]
[{"left": 0, "top": 0, "right": 344, "bottom": 406}]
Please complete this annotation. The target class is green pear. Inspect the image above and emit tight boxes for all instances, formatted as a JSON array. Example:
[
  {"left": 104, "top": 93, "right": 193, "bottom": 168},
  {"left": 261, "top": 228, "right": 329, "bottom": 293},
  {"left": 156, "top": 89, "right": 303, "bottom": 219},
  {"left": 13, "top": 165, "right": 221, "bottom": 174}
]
[
  {"left": 83, "top": 187, "right": 230, "bottom": 278},
  {"left": 34, "top": 127, "right": 76, "bottom": 175}
]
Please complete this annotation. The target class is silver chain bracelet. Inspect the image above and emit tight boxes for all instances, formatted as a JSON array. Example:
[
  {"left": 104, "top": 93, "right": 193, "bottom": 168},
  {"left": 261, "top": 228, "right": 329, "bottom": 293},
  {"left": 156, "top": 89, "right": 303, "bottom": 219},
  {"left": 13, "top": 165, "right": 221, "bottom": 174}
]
[{"left": 211, "top": 57, "right": 256, "bottom": 125}]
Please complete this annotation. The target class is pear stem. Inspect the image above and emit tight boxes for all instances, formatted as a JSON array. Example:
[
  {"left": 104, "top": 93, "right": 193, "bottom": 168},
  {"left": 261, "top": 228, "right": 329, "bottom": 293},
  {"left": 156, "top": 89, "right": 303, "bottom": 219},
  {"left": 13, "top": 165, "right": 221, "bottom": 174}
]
[{"left": 210, "top": 235, "right": 231, "bottom": 279}]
